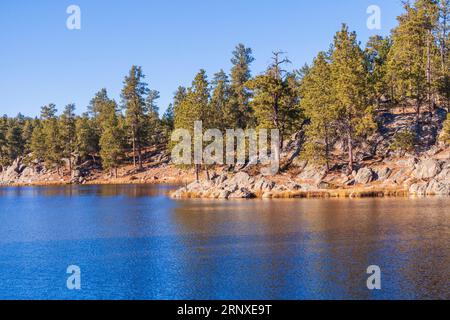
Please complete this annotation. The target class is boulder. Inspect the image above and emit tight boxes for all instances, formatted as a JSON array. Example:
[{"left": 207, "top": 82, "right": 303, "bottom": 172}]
[
  {"left": 299, "top": 183, "right": 316, "bottom": 190},
  {"left": 316, "top": 181, "right": 332, "bottom": 189},
  {"left": 227, "top": 172, "right": 255, "bottom": 188},
  {"left": 214, "top": 173, "right": 228, "bottom": 185},
  {"left": 396, "top": 157, "right": 418, "bottom": 168},
  {"left": 409, "top": 179, "right": 450, "bottom": 196},
  {"left": 273, "top": 185, "right": 288, "bottom": 192},
  {"left": 389, "top": 167, "right": 413, "bottom": 184},
  {"left": 344, "top": 179, "right": 355, "bottom": 186},
  {"left": 426, "top": 180, "right": 450, "bottom": 195},
  {"left": 253, "top": 176, "right": 275, "bottom": 192},
  {"left": 413, "top": 159, "right": 442, "bottom": 180},
  {"left": 217, "top": 189, "right": 231, "bottom": 199},
  {"left": 354, "top": 168, "right": 374, "bottom": 184},
  {"left": 435, "top": 162, "right": 450, "bottom": 182},
  {"left": 409, "top": 182, "right": 428, "bottom": 195},
  {"left": 297, "top": 164, "right": 327, "bottom": 183},
  {"left": 72, "top": 169, "right": 83, "bottom": 179},
  {"left": 284, "top": 180, "right": 302, "bottom": 190},
  {"left": 186, "top": 181, "right": 203, "bottom": 192},
  {"left": 228, "top": 187, "right": 255, "bottom": 199},
  {"left": 373, "top": 167, "right": 392, "bottom": 181},
  {"left": 224, "top": 183, "right": 238, "bottom": 193},
  {"left": 0, "top": 163, "right": 19, "bottom": 183}
]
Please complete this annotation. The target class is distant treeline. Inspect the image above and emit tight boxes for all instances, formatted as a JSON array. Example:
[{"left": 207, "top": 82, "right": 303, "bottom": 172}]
[{"left": 0, "top": 0, "right": 449, "bottom": 175}]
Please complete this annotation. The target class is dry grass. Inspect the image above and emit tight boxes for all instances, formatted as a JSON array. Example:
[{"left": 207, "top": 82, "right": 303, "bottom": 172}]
[{"left": 174, "top": 187, "right": 410, "bottom": 200}]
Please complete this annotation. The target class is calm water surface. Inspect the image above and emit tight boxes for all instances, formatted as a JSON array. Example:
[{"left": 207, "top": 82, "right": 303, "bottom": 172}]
[{"left": 0, "top": 184, "right": 449, "bottom": 300}]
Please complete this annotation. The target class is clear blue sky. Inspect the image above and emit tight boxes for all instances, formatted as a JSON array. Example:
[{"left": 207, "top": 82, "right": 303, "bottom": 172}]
[{"left": 0, "top": 0, "right": 404, "bottom": 117}]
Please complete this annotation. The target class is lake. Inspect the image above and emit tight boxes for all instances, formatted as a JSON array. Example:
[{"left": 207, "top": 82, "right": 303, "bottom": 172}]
[{"left": 0, "top": 184, "right": 449, "bottom": 300}]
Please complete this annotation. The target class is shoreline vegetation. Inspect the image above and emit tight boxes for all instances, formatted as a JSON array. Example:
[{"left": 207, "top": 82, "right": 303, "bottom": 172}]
[{"left": 1, "top": 1, "right": 449, "bottom": 199}]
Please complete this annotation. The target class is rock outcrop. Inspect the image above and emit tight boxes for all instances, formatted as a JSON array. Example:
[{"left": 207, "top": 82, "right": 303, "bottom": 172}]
[
  {"left": 412, "top": 159, "right": 442, "bottom": 179},
  {"left": 172, "top": 156, "right": 450, "bottom": 199},
  {"left": 408, "top": 160, "right": 450, "bottom": 195},
  {"left": 0, "top": 158, "right": 46, "bottom": 185},
  {"left": 172, "top": 172, "right": 289, "bottom": 199},
  {"left": 354, "top": 168, "right": 374, "bottom": 184}
]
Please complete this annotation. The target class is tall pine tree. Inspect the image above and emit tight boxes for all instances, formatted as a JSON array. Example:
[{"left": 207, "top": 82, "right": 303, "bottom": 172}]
[
  {"left": 60, "top": 104, "right": 77, "bottom": 171},
  {"left": 121, "top": 66, "right": 149, "bottom": 170},
  {"left": 247, "top": 51, "right": 302, "bottom": 147},
  {"left": 100, "top": 100, "right": 124, "bottom": 177},
  {"left": 331, "top": 24, "right": 376, "bottom": 172},
  {"left": 228, "top": 44, "right": 255, "bottom": 128},
  {"left": 300, "top": 51, "right": 337, "bottom": 170},
  {"left": 40, "top": 104, "right": 64, "bottom": 174}
]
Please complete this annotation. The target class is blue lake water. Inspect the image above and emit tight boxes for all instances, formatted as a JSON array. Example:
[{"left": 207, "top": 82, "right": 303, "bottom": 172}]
[{"left": 0, "top": 184, "right": 449, "bottom": 300}]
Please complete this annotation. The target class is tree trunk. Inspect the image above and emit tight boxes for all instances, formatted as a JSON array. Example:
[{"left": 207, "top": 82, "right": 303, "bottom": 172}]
[
  {"left": 132, "top": 128, "right": 136, "bottom": 167},
  {"left": 347, "top": 131, "right": 353, "bottom": 174},
  {"left": 205, "top": 165, "right": 210, "bottom": 181},
  {"left": 114, "top": 167, "right": 118, "bottom": 179},
  {"left": 441, "top": 8, "right": 447, "bottom": 74},
  {"left": 137, "top": 145, "right": 143, "bottom": 170},
  {"left": 195, "top": 164, "right": 200, "bottom": 182},
  {"left": 415, "top": 98, "right": 421, "bottom": 126},
  {"left": 325, "top": 134, "right": 330, "bottom": 172},
  {"left": 427, "top": 31, "right": 432, "bottom": 112}
]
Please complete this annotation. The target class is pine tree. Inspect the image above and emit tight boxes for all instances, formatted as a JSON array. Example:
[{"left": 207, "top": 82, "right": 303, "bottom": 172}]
[
  {"left": 296, "top": 63, "right": 311, "bottom": 82},
  {"left": 86, "top": 88, "right": 110, "bottom": 150},
  {"left": 173, "top": 70, "right": 210, "bottom": 180},
  {"left": 437, "top": 0, "right": 450, "bottom": 109},
  {"left": 75, "top": 113, "right": 98, "bottom": 162},
  {"left": 391, "top": 129, "right": 416, "bottom": 154},
  {"left": 121, "top": 66, "right": 149, "bottom": 169},
  {"left": 60, "top": 104, "right": 77, "bottom": 171},
  {"left": 173, "top": 86, "right": 187, "bottom": 112},
  {"left": 247, "top": 51, "right": 302, "bottom": 147},
  {"left": 5, "top": 119, "right": 24, "bottom": 163},
  {"left": 440, "top": 113, "right": 450, "bottom": 143},
  {"left": 21, "top": 118, "right": 35, "bottom": 156},
  {"left": 88, "top": 88, "right": 109, "bottom": 120},
  {"left": 174, "top": 70, "right": 210, "bottom": 133},
  {"left": 331, "top": 24, "right": 376, "bottom": 172},
  {"left": 168, "top": 87, "right": 188, "bottom": 150},
  {"left": 30, "top": 120, "right": 46, "bottom": 163},
  {"left": 438, "top": 0, "right": 449, "bottom": 65},
  {"left": 387, "top": 0, "right": 440, "bottom": 122},
  {"left": 99, "top": 100, "right": 124, "bottom": 177},
  {"left": 228, "top": 44, "right": 255, "bottom": 128},
  {"left": 145, "top": 89, "right": 162, "bottom": 146},
  {"left": 300, "top": 51, "right": 337, "bottom": 170},
  {"left": 40, "top": 104, "right": 63, "bottom": 174},
  {"left": 162, "top": 104, "right": 174, "bottom": 131},
  {"left": 365, "top": 35, "right": 392, "bottom": 109},
  {"left": 210, "top": 70, "right": 230, "bottom": 131},
  {"left": 0, "top": 115, "right": 9, "bottom": 169}
]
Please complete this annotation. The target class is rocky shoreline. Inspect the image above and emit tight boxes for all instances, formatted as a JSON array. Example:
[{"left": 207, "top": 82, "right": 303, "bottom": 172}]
[
  {"left": 0, "top": 157, "right": 194, "bottom": 187},
  {"left": 172, "top": 153, "right": 450, "bottom": 199},
  {"left": 1, "top": 153, "right": 449, "bottom": 199}
]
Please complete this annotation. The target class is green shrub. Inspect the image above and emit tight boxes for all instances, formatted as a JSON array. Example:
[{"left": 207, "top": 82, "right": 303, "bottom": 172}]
[
  {"left": 439, "top": 114, "right": 450, "bottom": 145},
  {"left": 391, "top": 129, "right": 415, "bottom": 154}
]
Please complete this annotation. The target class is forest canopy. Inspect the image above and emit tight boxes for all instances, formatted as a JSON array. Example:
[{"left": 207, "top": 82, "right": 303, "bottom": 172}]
[{"left": 0, "top": 0, "right": 449, "bottom": 175}]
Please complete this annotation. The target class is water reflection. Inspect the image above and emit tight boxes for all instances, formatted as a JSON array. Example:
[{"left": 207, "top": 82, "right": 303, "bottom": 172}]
[{"left": 0, "top": 185, "right": 449, "bottom": 299}]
